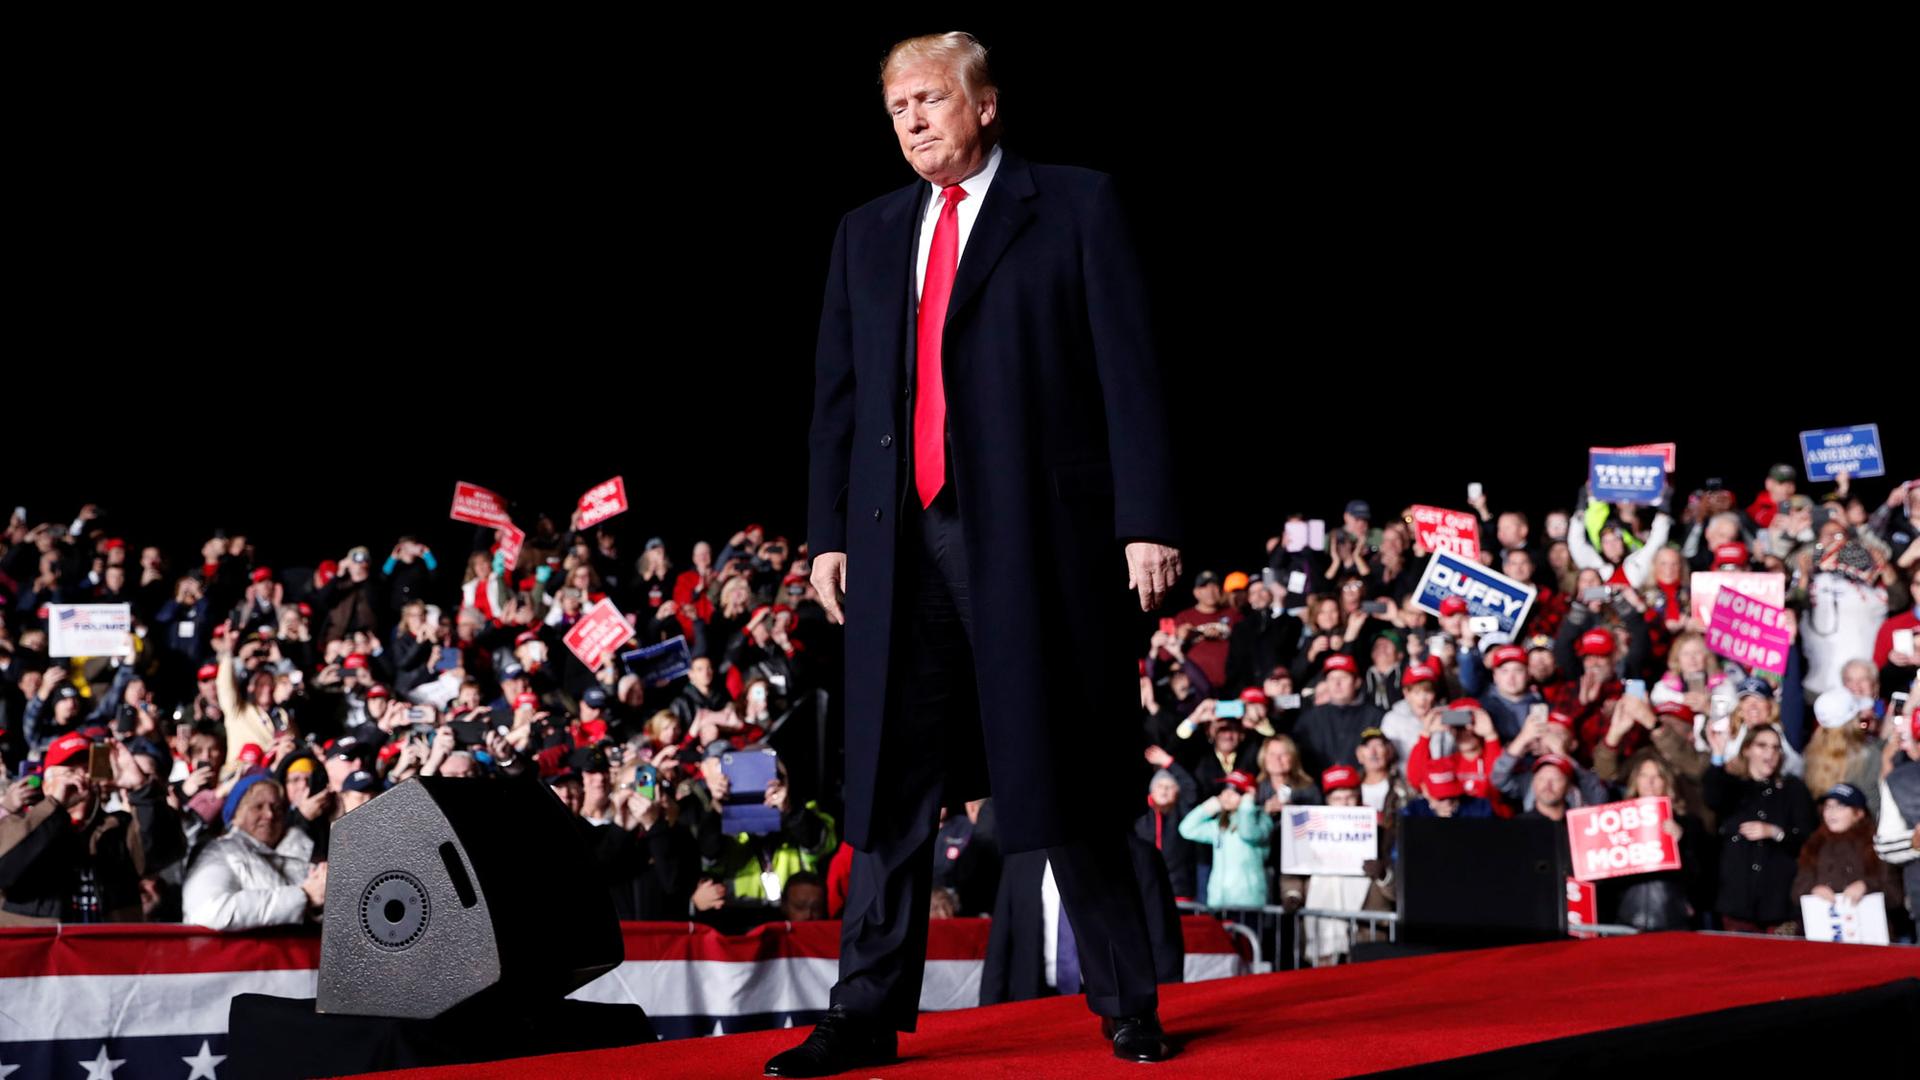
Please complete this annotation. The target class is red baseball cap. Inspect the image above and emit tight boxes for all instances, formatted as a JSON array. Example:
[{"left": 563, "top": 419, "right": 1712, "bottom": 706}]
[
  {"left": 1238, "top": 687, "right": 1269, "bottom": 705},
  {"left": 1654, "top": 701, "right": 1694, "bottom": 722},
  {"left": 1323, "top": 654, "right": 1358, "bottom": 675},
  {"left": 197, "top": 663, "right": 219, "bottom": 681},
  {"left": 1424, "top": 769, "right": 1465, "bottom": 799},
  {"left": 1712, "top": 542, "right": 1749, "bottom": 567},
  {"left": 1546, "top": 710, "right": 1577, "bottom": 730},
  {"left": 1222, "top": 770, "right": 1256, "bottom": 794},
  {"left": 366, "top": 685, "right": 390, "bottom": 701},
  {"left": 343, "top": 653, "right": 370, "bottom": 671},
  {"left": 515, "top": 692, "right": 539, "bottom": 709},
  {"left": 1439, "top": 597, "right": 1469, "bottom": 616},
  {"left": 1534, "top": 753, "right": 1576, "bottom": 777},
  {"left": 44, "top": 732, "right": 92, "bottom": 770},
  {"left": 1402, "top": 662, "right": 1439, "bottom": 687},
  {"left": 238, "top": 743, "right": 264, "bottom": 765},
  {"left": 1321, "top": 765, "right": 1361, "bottom": 792},
  {"left": 515, "top": 630, "right": 541, "bottom": 646},
  {"left": 1448, "top": 697, "right": 1484, "bottom": 712},
  {"left": 1488, "top": 645, "right": 1527, "bottom": 669},
  {"left": 1576, "top": 629, "right": 1615, "bottom": 658},
  {"left": 250, "top": 567, "right": 274, "bottom": 584}
]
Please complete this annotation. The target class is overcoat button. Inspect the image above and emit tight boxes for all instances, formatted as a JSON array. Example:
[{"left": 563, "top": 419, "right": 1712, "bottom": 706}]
[
  {"left": 880, "top": 434, "right": 893, "bottom": 448},
  {"left": 872, "top": 508, "right": 882, "bottom": 521}
]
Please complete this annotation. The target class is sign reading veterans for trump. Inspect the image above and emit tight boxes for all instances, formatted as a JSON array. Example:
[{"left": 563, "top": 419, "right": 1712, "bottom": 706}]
[
  {"left": 1799, "top": 424, "right": 1885, "bottom": 481},
  {"left": 1689, "top": 571, "right": 1785, "bottom": 631},
  {"left": 1706, "top": 587, "right": 1794, "bottom": 676},
  {"left": 1278, "top": 806, "right": 1377, "bottom": 876},
  {"left": 564, "top": 598, "right": 637, "bottom": 671},
  {"left": 577, "top": 476, "right": 629, "bottom": 529},
  {"left": 49, "top": 603, "right": 134, "bottom": 658},
  {"left": 1409, "top": 505, "right": 1481, "bottom": 559},
  {"left": 449, "top": 481, "right": 513, "bottom": 528},
  {"left": 1412, "top": 552, "right": 1537, "bottom": 637},
  {"left": 1589, "top": 449, "right": 1668, "bottom": 505},
  {"left": 1568, "top": 797, "right": 1679, "bottom": 882}
]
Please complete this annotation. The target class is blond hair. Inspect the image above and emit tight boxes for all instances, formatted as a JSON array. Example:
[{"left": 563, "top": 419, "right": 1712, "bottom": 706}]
[{"left": 880, "top": 31, "right": 998, "bottom": 114}]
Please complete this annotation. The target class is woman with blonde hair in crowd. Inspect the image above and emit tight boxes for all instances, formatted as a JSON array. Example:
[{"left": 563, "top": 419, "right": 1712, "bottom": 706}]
[
  {"left": 1804, "top": 664, "right": 1885, "bottom": 819},
  {"left": 1716, "top": 677, "right": 1806, "bottom": 780}
]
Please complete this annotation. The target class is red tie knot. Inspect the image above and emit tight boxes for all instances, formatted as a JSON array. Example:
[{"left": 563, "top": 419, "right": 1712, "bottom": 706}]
[{"left": 942, "top": 184, "right": 967, "bottom": 206}]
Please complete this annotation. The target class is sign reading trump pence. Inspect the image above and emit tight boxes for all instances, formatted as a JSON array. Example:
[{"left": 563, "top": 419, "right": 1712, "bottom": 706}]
[
  {"left": 564, "top": 598, "right": 637, "bottom": 672},
  {"left": 1279, "top": 806, "right": 1377, "bottom": 876},
  {"left": 1411, "top": 552, "right": 1537, "bottom": 638},
  {"left": 1567, "top": 797, "right": 1679, "bottom": 883},
  {"left": 49, "top": 604, "right": 134, "bottom": 658}
]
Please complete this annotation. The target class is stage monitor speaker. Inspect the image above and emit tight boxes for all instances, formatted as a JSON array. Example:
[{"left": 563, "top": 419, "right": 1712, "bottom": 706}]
[
  {"left": 1398, "top": 815, "right": 1570, "bottom": 946},
  {"left": 317, "top": 775, "right": 622, "bottom": 1018}
]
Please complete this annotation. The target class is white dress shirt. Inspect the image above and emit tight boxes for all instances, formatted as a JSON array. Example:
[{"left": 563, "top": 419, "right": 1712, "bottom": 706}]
[{"left": 914, "top": 140, "right": 1004, "bottom": 303}]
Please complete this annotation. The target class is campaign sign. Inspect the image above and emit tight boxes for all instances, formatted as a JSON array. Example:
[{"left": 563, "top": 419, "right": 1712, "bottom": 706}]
[
  {"left": 496, "top": 523, "right": 525, "bottom": 573},
  {"left": 1409, "top": 505, "right": 1481, "bottom": 559},
  {"left": 1592, "top": 442, "right": 1677, "bottom": 473},
  {"left": 49, "top": 603, "right": 134, "bottom": 658},
  {"left": 1800, "top": 892, "right": 1890, "bottom": 945},
  {"left": 1689, "top": 571, "right": 1785, "bottom": 630},
  {"left": 564, "top": 598, "right": 637, "bottom": 671},
  {"left": 621, "top": 634, "right": 693, "bottom": 687},
  {"left": 1278, "top": 806, "right": 1377, "bottom": 876},
  {"left": 1706, "top": 588, "right": 1793, "bottom": 676},
  {"left": 1799, "top": 424, "right": 1885, "bottom": 481},
  {"left": 1568, "top": 797, "right": 1679, "bottom": 883},
  {"left": 1566, "top": 878, "right": 1599, "bottom": 937},
  {"left": 450, "top": 482, "right": 512, "bottom": 528},
  {"left": 1589, "top": 450, "right": 1668, "bottom": 506},
  {"left": 1412, "top": 552, "right": 1537, "bottom": 636},
  {"left": 578, "top": 476, "right": 629, "bottom": 529}
]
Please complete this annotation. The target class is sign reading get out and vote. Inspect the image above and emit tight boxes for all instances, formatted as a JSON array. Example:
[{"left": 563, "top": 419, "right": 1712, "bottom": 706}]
[
  {"left": 1408, "top": 505, "right": 1480, "bottom": 559},
  {"left": 1567, "top": 797, "right": 1680, "bottom": 882},
  {"left": 1706, "top": 587, "right": 1794, "bottom": 676}
]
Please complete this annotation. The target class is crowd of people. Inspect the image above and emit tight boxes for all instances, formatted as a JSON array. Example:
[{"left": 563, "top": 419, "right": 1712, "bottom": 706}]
[{"left": 2, "top": 462, "right": 1916, "bottom": 968}]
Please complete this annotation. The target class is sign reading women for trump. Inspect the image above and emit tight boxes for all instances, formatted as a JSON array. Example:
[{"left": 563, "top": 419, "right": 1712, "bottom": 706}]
[
  {"left": 1409, "top": 505, "right": 1480, "bottom": 559},
  {"left": 1689, "top": 571, "right": 1785, "bottom": 630},
  {"left": 1568, "top": 797, "right": 1679, "bottom": 882},
  {"left": 1279, "top": 806, "right": 1377, "bottom": 876},
  {"left": 1412, "top": 553, "right": 1537, "bottom": 638},
  {"left": 49, "top": 604, "right": 134, "bottom": 658},
  {"left": 1706, "top": 587, "right": 1794, "bottom": 676},
  {"left": 1799, "top": 424, "right": 1885, "bottom": 481},
  {"left": 1589, "top": 449, "right": 1668, "bottom": 505}
]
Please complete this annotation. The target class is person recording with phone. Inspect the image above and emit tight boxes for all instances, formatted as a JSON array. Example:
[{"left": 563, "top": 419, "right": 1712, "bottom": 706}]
[{"left": 0, "top": 731, "right": 182, "bottom": 924}]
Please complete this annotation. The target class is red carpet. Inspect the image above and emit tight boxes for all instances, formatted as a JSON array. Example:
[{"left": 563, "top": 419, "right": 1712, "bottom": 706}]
[{"left": 356, "top": 933, "right": 1917, "bottom": 1078}]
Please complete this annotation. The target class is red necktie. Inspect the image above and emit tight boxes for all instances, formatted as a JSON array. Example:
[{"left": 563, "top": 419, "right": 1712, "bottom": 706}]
[{"left": 914, "top": 183, "right": 967, "bottom": 509}]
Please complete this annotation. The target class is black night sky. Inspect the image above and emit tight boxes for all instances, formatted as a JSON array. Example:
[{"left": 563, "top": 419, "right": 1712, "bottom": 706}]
[{"left": 12, "top": 23, "right": 1905, "bottom": 586}]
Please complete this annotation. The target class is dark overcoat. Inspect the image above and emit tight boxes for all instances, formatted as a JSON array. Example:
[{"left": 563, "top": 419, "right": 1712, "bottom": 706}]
[{"left": 805, "top": 144, "right": 1182, "bottom": 854}]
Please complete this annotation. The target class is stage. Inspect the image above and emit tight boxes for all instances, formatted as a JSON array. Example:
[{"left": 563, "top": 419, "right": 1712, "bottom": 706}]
[{"left": 353, "top": 932, "right": 1918, "bottom": 1077}]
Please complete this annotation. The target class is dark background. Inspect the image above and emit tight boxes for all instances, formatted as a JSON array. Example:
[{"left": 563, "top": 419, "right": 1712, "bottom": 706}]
[{"left": 11, "top": 22, "right": 1905, "bottom": 585}]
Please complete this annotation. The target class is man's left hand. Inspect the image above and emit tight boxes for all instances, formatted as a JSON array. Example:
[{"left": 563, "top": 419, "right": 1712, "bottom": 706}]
[{"left": 1125, "top": 542, "right": 1182, "bottom": 612}]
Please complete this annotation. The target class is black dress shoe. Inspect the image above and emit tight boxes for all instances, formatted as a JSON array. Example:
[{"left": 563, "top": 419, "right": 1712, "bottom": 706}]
[
  {"left": 1101, "top": 1012, "right": 1175, "bottom": 1063},
  {"left": 764, "top": 1004, "right": 899, "bottom": 1077}
]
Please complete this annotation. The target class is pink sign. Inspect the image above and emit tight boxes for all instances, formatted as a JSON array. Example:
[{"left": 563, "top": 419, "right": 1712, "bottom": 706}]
[
  {"left": 1688, "top": 571, "right": 1784, "bottom": 630},
  {"left": 1408, "top": 505, "right": 1481, "bottom": 559},
  {"left": 1706, "top": 587, "right": 1793, "bottom": 676},
  {"left": 1592, "top": 442, "right": 1677, "bottom": 472},
  {"left": 450, "top": 482, "right": 512, "bottom": 529},
  {"left": 1568, "top": 797, "right": 1679, "bottom": 882},
  {"left": 578, "top": 476, "right": 629, "bottom": 529},
  {"left": 496, "top": 524, "right": 525, "bottom": 574},
  {"left": 564, "top": 598, "right": 636, "bottom": 671}
]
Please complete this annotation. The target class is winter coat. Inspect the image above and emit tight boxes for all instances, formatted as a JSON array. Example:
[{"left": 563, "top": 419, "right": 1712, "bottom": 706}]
[{"left": 1178, "top": 795, "right": 1271, "bottom": 908}]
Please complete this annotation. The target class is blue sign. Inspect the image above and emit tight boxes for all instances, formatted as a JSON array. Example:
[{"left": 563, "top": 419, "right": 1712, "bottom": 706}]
[
  {"left": 1799, "top": 424, "right": 1886, "bottom": 481},
  {"left": 1412, "top": 552, "right": 1538, "bottom": 638},
  {"left": 621, "top": 634, "right": 692, "bottom": 687},
  {"left": 1589, "top": 450, "right": 1667, "bottom": 506}
]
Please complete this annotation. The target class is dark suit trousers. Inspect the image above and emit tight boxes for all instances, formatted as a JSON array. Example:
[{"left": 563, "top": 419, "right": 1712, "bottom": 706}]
[{"left": 831, "top": 477, "right": 1160, "bottom": 1029}]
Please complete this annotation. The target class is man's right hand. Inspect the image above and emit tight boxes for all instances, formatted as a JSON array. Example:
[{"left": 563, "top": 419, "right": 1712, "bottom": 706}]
[{"left": 812, "top": 551, "right": 848, "bottom": 625}]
